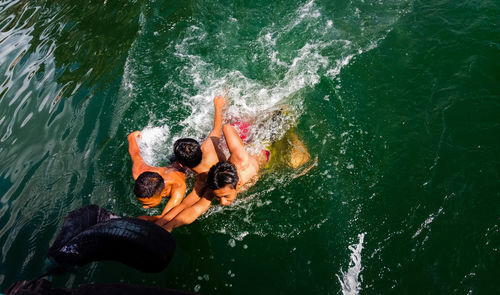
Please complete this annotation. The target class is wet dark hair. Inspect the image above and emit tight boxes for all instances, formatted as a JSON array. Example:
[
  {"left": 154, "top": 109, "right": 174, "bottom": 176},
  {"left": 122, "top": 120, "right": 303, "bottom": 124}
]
[
  {"left": 207, "top": 161, "right": 239, "bottom": 190},
  {"left": 173, "top": 138, "right": 202, "bottom": 168},
  {"left": 134, "top": 172, "right": 165, "bottom": 199}
]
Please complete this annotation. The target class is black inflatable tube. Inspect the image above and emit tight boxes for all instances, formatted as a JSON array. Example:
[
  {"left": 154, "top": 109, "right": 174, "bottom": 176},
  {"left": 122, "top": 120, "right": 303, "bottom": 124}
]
[
  {"left": 48, "top": 205, "right": 175, "bottom": 273},
  {"left": 49, "top": 205, "right": 118, "bottom": 252}
]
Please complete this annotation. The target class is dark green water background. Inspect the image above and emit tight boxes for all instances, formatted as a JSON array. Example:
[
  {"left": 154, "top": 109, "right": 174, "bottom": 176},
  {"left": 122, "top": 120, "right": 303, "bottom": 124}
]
[{"left": 0, "top": 0, "right": 499, "bottom": 294}]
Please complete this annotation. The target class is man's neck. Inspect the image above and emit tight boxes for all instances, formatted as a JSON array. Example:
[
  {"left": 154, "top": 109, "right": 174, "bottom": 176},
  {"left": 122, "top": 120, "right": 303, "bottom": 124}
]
[
  {"left": 168, "top": 161, "right": 186, "bottom": 173},
  {"left": 191, "top": 164, "right": 206, "bottom": 175}
]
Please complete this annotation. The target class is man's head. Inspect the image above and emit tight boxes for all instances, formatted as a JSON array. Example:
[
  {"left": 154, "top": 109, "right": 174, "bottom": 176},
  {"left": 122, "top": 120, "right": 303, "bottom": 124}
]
[
  {"left": 134, "top": 171, "right": 165, "bottom": 208},
  {"left": 207, "top": 161, "right": 239, "bottom": 206},
  {"left": 173, "top": 138, "right": 202, "bottom": 168}
]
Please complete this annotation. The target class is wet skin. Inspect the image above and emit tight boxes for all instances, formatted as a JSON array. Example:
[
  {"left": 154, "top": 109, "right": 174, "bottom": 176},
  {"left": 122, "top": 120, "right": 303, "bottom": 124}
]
[{"left": 213, "top": 185, "right": 237, "bottom": 206}]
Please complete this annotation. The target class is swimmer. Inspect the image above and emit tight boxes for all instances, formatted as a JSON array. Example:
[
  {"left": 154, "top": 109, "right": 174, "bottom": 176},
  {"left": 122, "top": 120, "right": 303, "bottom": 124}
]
[
  {"left": 207, "top": 123, "right": 271, "bottom": 204},
  {"left": 151, "top": 95, "right": 227, "bottom": 223},
  {"left": 173, "top": 94, "right": 227, "bottom": 176},
  {"left": 128, "top": 131, "right": 187, "bottom": 220}
]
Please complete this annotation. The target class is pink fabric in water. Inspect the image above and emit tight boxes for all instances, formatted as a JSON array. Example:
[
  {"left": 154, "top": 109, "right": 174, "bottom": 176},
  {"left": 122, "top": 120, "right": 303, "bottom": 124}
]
[
  {"left": 231, "top": 120, "right": 270, "bottom": 163},
  {"left": 263, "top": 149, "right": 270, "bottom": 163},
  {"left": 231, "top": 120, "right": 251, "bottom": 142}
]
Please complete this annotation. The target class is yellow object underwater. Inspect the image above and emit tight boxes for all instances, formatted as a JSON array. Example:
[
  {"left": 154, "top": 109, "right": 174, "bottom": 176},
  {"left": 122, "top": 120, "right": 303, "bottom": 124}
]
[{"left": 269, "top": 129, "right": 311, "bottom": 169}]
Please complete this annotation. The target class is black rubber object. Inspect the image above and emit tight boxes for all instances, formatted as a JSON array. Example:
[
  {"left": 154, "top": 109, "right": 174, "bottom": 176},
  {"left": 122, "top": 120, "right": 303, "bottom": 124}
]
[{"left": 48, "top": 205, "right": 175, "bottom": 273}]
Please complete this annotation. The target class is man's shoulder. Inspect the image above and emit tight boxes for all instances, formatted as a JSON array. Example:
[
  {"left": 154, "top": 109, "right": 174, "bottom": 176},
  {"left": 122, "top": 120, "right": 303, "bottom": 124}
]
[
  {"left": 230, "top": 153, "right": 252, "bottom": 168},
  {"left": 163, "top": 173, "right": 186, "bottom": 189},
  {"left": 164, "top": 168, "right": 185, "bottom": 179},
  {"left": 200, "top": 136, "right": 215, "bottom": 151},
  {"left": 200, "top": 147, "right": 219, "bottom": 169}
]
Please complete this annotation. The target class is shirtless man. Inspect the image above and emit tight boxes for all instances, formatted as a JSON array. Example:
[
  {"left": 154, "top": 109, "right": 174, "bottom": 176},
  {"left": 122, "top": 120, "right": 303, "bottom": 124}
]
[
  {"left": 128, "top": 131, "right": 187, "bottom": 219},
  {"left": 173, "top": 95, "right": 226, "bottom": 177},
  {"left": 208, "top": 123, "right": 269, "bottom": 203}
]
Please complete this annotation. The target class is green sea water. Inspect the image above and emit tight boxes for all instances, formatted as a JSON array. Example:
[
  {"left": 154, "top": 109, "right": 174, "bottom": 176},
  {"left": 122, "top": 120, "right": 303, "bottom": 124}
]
[{"left": 0, "top": 0, "right": 499, "bottom": 294}]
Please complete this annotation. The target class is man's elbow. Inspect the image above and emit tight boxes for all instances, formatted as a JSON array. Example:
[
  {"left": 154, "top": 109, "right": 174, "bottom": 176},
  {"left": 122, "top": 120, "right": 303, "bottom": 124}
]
[
  {"left": 209, "top": 124, "right": 223, "bottom": 137},
  {"left": 208, "top": 131, "right": 219, "bottom": 139}
]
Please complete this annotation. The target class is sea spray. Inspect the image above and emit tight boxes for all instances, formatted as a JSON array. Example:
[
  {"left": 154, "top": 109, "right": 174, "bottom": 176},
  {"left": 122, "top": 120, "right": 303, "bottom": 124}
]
[
  {"left": 137, "top": 124, "right": 171, "bottom": 166},
  {"left": 337, "top": 233, "right": 365, "bottom": 295}
]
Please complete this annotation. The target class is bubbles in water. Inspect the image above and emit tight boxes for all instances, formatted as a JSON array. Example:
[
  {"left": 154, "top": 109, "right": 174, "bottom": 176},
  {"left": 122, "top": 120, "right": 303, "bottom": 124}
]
[{"left": 193, "top": 284, "right": 201, "bottom": 292}]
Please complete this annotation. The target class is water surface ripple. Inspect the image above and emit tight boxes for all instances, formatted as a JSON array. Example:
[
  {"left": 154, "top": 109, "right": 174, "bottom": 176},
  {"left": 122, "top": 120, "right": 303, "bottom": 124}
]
[{"left": 0, "top": 0, "right": 499, "bottom": 294}]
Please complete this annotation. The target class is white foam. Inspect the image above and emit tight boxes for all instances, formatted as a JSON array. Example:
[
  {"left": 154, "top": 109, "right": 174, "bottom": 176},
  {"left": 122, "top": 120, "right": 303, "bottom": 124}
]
[
  {"left": 337, "top": 233, "right": 365, "bottom": 295},
  {"left": 290, "top": 0, "right": 321, "bottom": 32},
  {"left": 138, "top": 124, "right": 171, "bottom": 166}
]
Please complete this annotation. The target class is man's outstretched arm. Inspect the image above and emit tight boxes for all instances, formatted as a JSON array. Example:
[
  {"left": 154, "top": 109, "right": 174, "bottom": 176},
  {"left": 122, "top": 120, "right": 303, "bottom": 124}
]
[
  {"left": 127, "top": 131, "right": 152, "bottom": 180},
  {"left": 154, "top": 178, "right": 206, "bottom": 225},
  {"left": 160, "top": 195, "right": 213, "bottom": 232},
  {"left": 223, "top": 124, "right": 248, "bottom": 163},
  {"left": 208, "top": 95, "right": 225, "bottom": 138},
  {"left": 159, "top": 182, "right": 187, "bottom": 217},
  {"left": 202, "top": 95, "right": 227, "bottom": 163}
]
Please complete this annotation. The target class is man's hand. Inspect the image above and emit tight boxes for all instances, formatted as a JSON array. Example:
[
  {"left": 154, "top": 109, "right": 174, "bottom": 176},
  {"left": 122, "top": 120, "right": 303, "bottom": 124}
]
[
  {"left": 128, "top": 130, "right": 141, "bottom": 140},
  {"left": 213, "top": 95, "right": 225, "bottom": 109}
]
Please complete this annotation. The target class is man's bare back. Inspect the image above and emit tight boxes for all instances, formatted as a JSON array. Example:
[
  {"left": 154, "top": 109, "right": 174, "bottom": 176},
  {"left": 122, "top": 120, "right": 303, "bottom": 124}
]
[{"left": 128, "top": 131, "right": 187, "bottom": 219}]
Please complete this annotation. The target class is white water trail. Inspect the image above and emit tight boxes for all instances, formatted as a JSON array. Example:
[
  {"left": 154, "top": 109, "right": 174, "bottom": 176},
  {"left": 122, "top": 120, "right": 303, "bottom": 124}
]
[{"left": 337, "top": 233, "right": 365, "bottom": 295}]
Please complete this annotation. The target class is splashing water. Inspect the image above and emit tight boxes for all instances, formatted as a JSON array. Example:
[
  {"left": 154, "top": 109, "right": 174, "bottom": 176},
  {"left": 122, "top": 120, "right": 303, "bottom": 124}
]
[
  {"left": 133, "top": 0, "right": 409, "bottom": 164},
  {"left": 337, "top": 233, "right": 365, "bottom": 295},
  {"left": 119, "top": 0, "right": 412, "bottom": 238}
]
